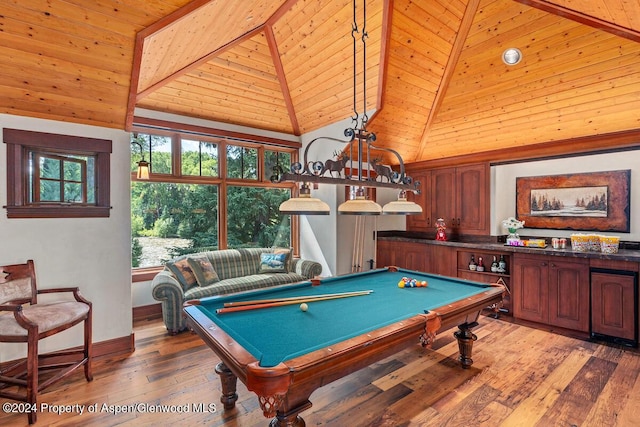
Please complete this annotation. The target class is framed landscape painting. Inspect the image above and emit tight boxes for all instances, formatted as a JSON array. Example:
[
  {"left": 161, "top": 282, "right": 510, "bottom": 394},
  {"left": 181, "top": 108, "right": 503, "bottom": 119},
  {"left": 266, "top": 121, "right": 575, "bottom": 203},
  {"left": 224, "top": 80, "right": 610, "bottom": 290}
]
[{"left": 516, "top": 170, "right": 630, "bottom": 232}]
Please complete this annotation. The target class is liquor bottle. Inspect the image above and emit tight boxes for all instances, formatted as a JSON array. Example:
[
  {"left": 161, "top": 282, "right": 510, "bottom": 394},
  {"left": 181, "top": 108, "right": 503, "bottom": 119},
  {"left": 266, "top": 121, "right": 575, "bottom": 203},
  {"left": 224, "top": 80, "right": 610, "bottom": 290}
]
[
  {"left": 468, "top": 255, "right": 477, "bottom": 271},
  {"left": 491, "top": 256, "right": 499, "bottom": 273},
  {"left": 498, "top": 255, "right": 507, "bottom": 274},
  {"left": 476, "top": 256, "right": 485, "bottom": 272}
]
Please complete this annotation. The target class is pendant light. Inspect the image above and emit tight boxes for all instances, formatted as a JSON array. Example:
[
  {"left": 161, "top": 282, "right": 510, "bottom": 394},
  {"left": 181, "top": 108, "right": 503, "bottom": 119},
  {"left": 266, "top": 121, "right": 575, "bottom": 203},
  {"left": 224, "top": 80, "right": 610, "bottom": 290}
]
[
  {"left": 279, "top": 183, "right": 330, "bottom": 215},
  {"left": 338, "top": 187, "right": 382, "bottom": 215},
  {"left": 382, "top": 190, "right": 422, "bottom": 215}
]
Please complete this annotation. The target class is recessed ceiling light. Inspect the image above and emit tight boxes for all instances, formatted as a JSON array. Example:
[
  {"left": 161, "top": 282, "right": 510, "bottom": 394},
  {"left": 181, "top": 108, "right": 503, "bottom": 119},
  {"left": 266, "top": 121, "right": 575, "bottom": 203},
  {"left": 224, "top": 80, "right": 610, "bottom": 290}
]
[{"left": 502, "top": 48, "right": 522, "bottom": 65}]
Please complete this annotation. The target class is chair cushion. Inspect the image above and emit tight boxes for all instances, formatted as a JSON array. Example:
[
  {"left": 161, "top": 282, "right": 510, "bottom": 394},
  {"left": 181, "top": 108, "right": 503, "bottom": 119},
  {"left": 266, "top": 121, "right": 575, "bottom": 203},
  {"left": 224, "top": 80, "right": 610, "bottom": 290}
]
[
  {"left": 0, "top": 301, "right": 89, "bottom": 337},
  {"left": 0, "top": 277, "right": 32, "bottom": 305}
]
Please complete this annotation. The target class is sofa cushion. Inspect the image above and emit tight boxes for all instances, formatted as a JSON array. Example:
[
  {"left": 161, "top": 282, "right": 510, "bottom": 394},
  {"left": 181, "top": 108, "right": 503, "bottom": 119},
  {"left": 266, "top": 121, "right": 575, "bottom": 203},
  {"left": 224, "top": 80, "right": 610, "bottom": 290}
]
[
  {"left": 259, "top": 252, "right": 288, "bottom": 273},
  {"left": 184, "top": 273, "right": 306, "bottom": 300},
  {"left": 208, "top": 248, "right": 263, "bottom": 280},
  {"left": 272, "top": 247, "right": 292, "bottom": 272},
  {"left": 165, "top": 257, "right": 198, "bottom": 291},
  {"left": 187, "top": 255, "right": 220, "bottom": 287}
]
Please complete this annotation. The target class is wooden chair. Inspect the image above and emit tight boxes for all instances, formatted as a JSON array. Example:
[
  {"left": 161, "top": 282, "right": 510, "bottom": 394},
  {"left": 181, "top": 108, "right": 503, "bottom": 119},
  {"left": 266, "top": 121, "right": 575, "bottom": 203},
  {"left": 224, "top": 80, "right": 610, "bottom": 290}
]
[{"left": 0, "top": 260, "right": 92, "bottom": 424}]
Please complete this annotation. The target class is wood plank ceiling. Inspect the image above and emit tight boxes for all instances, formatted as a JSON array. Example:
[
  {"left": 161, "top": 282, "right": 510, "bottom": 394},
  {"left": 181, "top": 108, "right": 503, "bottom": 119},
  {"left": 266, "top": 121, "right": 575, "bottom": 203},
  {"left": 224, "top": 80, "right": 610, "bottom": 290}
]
[{"left": 0, "top": 0, "right": 638, "bottom": 163}]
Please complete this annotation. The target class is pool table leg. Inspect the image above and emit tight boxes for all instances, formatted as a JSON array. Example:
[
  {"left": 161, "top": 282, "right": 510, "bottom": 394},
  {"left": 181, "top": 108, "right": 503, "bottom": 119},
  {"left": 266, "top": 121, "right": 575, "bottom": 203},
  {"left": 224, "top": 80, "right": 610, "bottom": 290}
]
[
  {"left": 453, "top": 322, "right": 478, "bottom": 369},
  {"left": 215, "top": 362, "right": 239, "bottom": 410}
]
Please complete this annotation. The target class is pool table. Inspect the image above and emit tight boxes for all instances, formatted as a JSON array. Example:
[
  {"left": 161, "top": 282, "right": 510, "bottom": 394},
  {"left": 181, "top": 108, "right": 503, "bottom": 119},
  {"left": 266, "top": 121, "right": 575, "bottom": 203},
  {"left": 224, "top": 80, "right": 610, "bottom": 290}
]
[{"left": 183, "top": 267, "right": 504, "bottom": 427}]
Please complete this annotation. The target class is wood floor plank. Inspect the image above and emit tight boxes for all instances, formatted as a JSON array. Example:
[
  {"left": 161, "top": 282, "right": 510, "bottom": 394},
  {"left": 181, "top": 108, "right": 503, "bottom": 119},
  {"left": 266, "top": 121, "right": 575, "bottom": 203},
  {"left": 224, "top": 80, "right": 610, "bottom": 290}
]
[
  {"left": 2, "top": 316, "right": 639, "bottom": 427},
  {"left": 499, "top": 346, "right": 593, "bottom": 426},
  {"left": 536, "top": 356, "right": 619, "bottom": 426}
]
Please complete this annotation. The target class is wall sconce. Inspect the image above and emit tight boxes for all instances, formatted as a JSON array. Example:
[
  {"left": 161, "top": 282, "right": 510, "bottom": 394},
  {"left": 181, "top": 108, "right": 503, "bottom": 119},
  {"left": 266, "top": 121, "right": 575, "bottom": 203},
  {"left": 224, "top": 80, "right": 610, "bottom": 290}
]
[{"left": 131, "top": 140, "right": 150, "bottom": 180}]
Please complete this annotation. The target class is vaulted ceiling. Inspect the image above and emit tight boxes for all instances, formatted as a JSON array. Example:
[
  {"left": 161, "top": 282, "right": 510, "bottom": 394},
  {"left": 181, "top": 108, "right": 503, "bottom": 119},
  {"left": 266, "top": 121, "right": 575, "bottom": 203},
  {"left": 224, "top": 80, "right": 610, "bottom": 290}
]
[{"left": 1, "top": 0, "right": 638, "bottom": 164}]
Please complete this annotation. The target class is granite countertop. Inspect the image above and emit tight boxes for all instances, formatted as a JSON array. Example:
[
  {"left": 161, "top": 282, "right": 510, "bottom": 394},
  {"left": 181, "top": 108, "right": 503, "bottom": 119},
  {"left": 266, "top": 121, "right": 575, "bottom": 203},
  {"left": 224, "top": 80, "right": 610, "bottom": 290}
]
[{"left": 378, "top": 233, "right": 640, "bottom": 263}]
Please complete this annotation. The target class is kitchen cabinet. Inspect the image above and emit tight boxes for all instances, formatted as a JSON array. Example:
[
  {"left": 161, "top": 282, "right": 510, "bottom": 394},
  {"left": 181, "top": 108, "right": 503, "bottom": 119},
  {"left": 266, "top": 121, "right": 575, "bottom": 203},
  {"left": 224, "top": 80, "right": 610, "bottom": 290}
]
[
  {"left": 591, "top": 270, "right": 637, "bottom": 344},
  {"left": 513, "top": 254, "right": 589, "bottom": 332},
  {"left": 457, "top": 250, "right": 511, "bottom": 313},
  {"left": 406, "top": 170, "right": 431, "bottom": 231},
  {"left": 430, "top": 163, "right": 489, "bottom": 237},
  {"left": 376, "top": 240, "right": 455, "bottom": 276},
  {"left": 376, "top": 240, "right": 427, "bottom": 272}
]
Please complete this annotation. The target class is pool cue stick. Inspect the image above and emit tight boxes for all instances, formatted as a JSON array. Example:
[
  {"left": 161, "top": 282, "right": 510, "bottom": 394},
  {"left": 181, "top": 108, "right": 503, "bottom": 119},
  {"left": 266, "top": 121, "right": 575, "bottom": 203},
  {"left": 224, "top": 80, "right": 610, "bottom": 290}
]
[
  {"left": 359, "top": 216, "right": 365, "bottom": 272},
  {"left": 223, "top": 290, "right": 373, "bottom": 308},
  {"left": 351, "top": 216, "right": 359, "bottom": 272},
  {"left": 217, "top": 290, "right": 373, "bottom": 314}
]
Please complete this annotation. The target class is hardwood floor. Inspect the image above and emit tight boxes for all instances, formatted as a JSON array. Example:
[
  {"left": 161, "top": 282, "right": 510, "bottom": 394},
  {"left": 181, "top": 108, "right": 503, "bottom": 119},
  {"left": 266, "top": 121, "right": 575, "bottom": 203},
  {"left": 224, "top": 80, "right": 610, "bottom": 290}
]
[{"left": 2, "top": 314, "right": 639, "bottom": 426}]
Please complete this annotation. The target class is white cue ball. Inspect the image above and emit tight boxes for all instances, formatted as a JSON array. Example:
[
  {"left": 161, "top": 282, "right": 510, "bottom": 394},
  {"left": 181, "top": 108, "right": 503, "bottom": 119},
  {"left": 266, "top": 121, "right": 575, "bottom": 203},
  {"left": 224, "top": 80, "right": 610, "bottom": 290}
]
[{"left": 300, "top": 303, "right": 308, "bottom": 312}]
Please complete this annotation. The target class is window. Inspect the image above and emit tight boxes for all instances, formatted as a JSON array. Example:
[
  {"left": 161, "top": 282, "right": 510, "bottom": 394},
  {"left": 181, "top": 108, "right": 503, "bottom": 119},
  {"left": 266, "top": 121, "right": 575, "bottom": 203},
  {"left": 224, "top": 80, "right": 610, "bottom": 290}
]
[
  {"left": 227, "top": 186, "right": 290, "bottom": 249},
  {"left": 182, "top": 139, "right": 218, "bottom": 177},
  {"left": 4, "top": 128, "right": 111, "bottom": 218},
  {"left": 130, "top": 131, "right": 296, "bottom": 268},
  {"left": 32, "top": 153, "right": 92, "bottom": 204},
  {"left": 226, "top": 145, "right": 257, "bottom": 179},
  {"left": 132, "top": 181, "right": 219, "bottom": 267},
  {"left": 264, "top": 150, "right": 291, "bottom": 181}
]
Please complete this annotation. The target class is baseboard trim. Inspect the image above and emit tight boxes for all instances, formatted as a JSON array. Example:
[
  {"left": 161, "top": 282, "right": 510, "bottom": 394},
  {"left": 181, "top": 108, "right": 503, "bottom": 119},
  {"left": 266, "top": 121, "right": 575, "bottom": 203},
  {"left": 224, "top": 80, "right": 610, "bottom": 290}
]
[
  {"left": 133, "top": 303, "right": 162, "bottom": 321},
  {"left": 0, "top": 333, "right": 135, "bottom": 370}
]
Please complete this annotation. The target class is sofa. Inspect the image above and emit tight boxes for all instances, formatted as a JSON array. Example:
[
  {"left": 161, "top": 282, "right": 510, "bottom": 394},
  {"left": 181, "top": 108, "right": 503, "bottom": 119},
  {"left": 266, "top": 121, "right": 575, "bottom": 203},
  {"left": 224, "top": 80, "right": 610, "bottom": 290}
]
[{"left": 152, "top": 247, "right": 322, "bottom": 334}]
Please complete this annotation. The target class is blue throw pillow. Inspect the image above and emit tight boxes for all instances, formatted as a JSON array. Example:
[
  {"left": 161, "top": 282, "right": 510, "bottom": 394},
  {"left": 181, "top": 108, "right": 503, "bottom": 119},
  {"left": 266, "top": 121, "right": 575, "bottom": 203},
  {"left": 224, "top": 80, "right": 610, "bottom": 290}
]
[{"left": 259, "top": 253, "right": 288, "bottom": 273}]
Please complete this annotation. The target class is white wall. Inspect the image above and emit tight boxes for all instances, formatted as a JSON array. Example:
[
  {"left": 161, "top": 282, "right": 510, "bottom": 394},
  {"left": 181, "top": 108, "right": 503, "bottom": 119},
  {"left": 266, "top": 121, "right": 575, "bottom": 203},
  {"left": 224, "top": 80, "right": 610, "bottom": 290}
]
[
  {"left": 492, "top": 150, "right": 640, "bottom": 239},
  {"left": 298, "top": 116, "right": 405, "bottom": 276},
  {"left": 0, "top": 114, "right": 132, "bottom": 362}
]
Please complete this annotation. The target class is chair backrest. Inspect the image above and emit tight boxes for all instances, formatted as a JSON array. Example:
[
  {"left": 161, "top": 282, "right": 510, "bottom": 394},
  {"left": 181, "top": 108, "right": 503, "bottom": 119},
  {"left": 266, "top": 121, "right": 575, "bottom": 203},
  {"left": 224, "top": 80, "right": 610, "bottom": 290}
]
[{"left": 0, "top": 259, "right": 37, "bottom": 305}]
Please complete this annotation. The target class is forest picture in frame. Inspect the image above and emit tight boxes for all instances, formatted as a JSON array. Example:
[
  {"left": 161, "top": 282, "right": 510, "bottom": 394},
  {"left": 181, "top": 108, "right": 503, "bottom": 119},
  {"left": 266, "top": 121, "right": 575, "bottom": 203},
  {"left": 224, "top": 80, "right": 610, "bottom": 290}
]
[{"left": 516, "top": 170, "right": 630, "bottom": 232}]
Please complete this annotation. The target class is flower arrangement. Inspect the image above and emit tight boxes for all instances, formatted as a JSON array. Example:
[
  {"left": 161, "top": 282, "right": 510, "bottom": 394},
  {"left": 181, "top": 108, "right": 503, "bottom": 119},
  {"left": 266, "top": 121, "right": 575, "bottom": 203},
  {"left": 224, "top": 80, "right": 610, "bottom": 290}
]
[{"left": 502, "top": 217, "right": 525, "bottom": 232}]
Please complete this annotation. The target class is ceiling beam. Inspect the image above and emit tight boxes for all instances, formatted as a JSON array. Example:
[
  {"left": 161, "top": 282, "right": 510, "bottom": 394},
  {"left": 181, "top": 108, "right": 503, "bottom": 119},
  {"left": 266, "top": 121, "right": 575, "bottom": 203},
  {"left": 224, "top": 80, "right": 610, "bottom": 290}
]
[
  {"left": 515, "top": 0, "right": 640, "bottom": 43},
  {"left": 416, "top": 0, "right": 482, "bottom": 160}
]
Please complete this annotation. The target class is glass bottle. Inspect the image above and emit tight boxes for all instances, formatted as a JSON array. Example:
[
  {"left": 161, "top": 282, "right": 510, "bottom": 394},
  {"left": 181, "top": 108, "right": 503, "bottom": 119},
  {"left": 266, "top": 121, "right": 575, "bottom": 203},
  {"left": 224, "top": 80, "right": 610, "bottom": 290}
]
[
  {"left": 468, "top": 255, "right": 477, "bottom": 271},
  {"left": 491, "top": 256, "right": 499, "bottom": 273},
  {"left": 498, "top": 255, "right": 507, "bottom": 274},
  {"left": 476, "top": 256, "right": 485, "bottom": 272}
]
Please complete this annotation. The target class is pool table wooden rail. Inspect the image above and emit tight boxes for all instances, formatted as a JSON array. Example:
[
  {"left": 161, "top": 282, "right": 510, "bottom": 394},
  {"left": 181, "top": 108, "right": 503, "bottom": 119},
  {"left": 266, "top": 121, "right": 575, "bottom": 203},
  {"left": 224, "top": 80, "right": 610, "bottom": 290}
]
[{"left": 184, "top": 282, "right": 504, "bottom": 427}]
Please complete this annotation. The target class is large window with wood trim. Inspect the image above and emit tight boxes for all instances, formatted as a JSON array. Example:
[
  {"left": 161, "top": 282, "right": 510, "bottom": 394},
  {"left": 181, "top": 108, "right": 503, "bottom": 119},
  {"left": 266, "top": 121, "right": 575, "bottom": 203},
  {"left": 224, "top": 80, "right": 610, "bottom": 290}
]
[
  {"left": 4, "top": 128, "right": 111, "bottom": 218},
  {"left": 131, "top": 131, "right": 296, "bottom": 268}
]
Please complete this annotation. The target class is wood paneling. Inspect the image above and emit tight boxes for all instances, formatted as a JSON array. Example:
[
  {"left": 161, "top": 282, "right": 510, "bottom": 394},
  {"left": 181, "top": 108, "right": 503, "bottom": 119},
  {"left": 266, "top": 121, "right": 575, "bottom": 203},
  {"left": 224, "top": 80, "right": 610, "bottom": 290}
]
[{"left": 0, "top": 0, "right": 639, "bottom": 162}]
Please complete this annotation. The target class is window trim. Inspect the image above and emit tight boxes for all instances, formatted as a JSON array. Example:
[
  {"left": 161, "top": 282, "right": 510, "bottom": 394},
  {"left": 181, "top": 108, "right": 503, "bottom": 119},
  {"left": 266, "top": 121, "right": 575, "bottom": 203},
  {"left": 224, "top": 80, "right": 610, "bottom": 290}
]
[{"left": 4, "top": 128, "right": 112, "bottom": 218}]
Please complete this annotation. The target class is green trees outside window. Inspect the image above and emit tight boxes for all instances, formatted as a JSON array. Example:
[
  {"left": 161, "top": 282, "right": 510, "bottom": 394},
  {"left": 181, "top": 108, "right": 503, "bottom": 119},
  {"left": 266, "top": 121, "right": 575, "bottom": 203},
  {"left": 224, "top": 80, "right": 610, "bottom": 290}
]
[{"left": 131, "top": 132, "right": 294, "bottom": 268}]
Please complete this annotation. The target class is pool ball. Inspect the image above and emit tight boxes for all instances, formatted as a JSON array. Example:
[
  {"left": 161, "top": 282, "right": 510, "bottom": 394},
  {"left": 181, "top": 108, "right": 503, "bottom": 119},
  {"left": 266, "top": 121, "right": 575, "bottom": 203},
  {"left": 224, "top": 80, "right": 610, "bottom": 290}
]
[{"left": 300, "top": 303, "right": 308, "bottom": 312}]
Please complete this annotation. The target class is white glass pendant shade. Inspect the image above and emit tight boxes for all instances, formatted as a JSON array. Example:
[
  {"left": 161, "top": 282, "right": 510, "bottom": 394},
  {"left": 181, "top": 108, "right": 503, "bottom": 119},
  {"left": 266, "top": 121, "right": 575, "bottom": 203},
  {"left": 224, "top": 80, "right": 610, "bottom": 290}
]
[
  {"left": 382, "top": 191, "right": 422, "bottom": 215},
  {"left": 279, "top": 183, "right": 330, "bottom": 215},
  {"left": 338, "top": 187, "right": 382, "bottom": 215}
]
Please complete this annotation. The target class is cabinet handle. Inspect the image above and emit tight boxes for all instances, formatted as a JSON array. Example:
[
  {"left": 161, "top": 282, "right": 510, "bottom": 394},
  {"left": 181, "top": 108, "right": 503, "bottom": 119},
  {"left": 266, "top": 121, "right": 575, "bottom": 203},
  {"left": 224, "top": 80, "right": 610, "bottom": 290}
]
[
  {"left": 541, "top": 262, "right": 547, "bottom": 266},
  {"left": 452, "top": 218, "right": 456, "bottom": 226},
  {"left": 458, "top": 218, "right": 461, "bottom": 226},
  {"left": 550, "top": 263, "right": 556, "bottom": 268}
]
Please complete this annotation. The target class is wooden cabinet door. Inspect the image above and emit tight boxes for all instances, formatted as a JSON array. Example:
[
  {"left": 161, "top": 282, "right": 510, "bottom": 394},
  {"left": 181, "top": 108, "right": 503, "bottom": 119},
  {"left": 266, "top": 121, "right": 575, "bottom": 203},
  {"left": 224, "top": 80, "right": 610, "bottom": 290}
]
[
  {"left": 429, "top": 245, "right": 456, "bottom": 277},
  {"left": 402, "top": 242, "right": 428, "bottom": 272},
  {"left": 591, "top": 272, "right": 636, "bottom": 341},
  {"left": 406, "top": 170, "right": 431, "bottom": 231},
  {"left": 456, "top": 163, "right": 489, "bottom": 235},
  {"left": 548, "top": 259, "right": 590, "bottom": 332},
  {"left": 376, "top": 240, "right": 396, "bottom": 269},
  {"left": 430, "top": 167, "right": 456, "bottom": 234},
  {"left": 377, "top": 241, "right": 428, "bottom": 271},
  {"left": 513, "top": 255, "right": 549, "bottom": 323}
]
